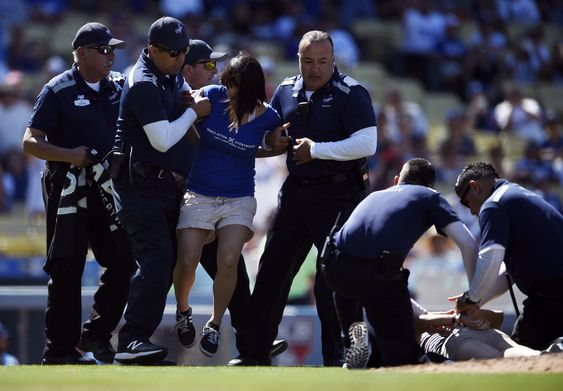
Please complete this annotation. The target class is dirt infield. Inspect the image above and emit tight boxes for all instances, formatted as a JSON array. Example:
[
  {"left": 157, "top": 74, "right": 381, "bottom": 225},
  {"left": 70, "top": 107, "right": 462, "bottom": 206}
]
[{"left": 376, "top": 353, "right": 563, "bottom": 373}]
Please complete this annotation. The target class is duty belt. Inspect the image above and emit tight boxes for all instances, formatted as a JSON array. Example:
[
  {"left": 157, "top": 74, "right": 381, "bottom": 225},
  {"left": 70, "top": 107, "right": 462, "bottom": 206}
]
[
  {"left": 291, "top": 173, "right": 351, "bottom": 186},
  {"left": 132, "top": 162, "right": 173, "bottom": 179}
]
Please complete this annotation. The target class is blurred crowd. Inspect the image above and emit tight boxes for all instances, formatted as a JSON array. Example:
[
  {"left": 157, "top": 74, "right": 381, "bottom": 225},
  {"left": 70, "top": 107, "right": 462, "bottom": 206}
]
[{"left": 0, "top": 0, "right": 562, "bottom": 240}]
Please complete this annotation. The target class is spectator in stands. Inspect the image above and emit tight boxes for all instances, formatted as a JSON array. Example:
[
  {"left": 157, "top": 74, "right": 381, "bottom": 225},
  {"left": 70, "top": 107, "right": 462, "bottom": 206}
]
[
  {"left": 521, "top": 25, "right": 551, "bottom": 81},
  {"left": 0, "top": 71, "right": 34, "bottom": 207},
  {"left": 436, "top": 141, "right": 466, "bottom": 186},
  {"left": 493, "top": 85, "right": 545, "bottom": 144},
  {"left": 0, "top": 161, "right": 12, "bottom": 213},
  {"left": 0, "top": 321, "right": 19, "bottom": 365},
  {"left": 549, "top": 42, "right": 563, "bottom": 83},
  {"left": 496, "top": 0, "right": 541, "bottom": 24},
  {"left": 464, "top": 81, "right": 500, "bottom": 133},
  {"left": 539, "top": 110, "right": 563, "bottom": 162},
  {"left": 368, "top": 111, "right": 404, "bottom": 191},
  {"left": 432, "top": 15, "right": 468, "bottom": 96},
  {"left": 438, "top": 108, "right": 477, "bottom": 158},
  {"left": 379, "top": 88, "right": 428, "bottom": 144},
  {"left": 510, "top": 141, "right": 558, "bottom": 186},
  {"left": 0, "top": 71, "right": 33, "bottom": 157},
  {"left": 339, "top": 0, "right": 376, "bottom": 29},
  {"left": 400, "top": 0, "right": 447, "bottom": 90}
]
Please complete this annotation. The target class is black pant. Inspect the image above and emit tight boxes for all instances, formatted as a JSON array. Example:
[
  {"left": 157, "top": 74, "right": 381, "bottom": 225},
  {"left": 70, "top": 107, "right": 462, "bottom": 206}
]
[
  {"left": 236, "top": 178, "right": 364, "bottom": 365},
  {"left": 199, "top": 239, "right": 250, "bottom": 351},
  {"left": 323, "top": 256, "right": 421, "bottom": 367},
  {"left": 114, "top": 168, "right": 181, "bottom": 347},
  {"left": 43, "top": 166, "right": 134, "bottom": 357},
  {"left": 512, "top": 279, "right": 563, "bottom": 350}
]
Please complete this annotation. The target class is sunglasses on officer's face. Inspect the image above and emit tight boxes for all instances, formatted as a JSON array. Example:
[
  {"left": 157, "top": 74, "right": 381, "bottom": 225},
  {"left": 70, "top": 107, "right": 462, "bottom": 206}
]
[
  {"left": 85, "top": 45, "right": 115, "bottom": 55},
  {"left": 458, "top": 183, "right": 471, "bottom": 208},
  {"left": 195, "top": 61, "right": 216, "bottom": 71},
  {"left": 153, "top": 44, "right": 189, "bottom": 58}
]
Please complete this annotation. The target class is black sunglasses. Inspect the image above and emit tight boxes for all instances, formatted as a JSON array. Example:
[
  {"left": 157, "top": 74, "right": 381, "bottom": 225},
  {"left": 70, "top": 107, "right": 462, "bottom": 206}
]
[
  {"left": 85, "top": 45, "right": 115, "bottom": 55},
  {"left": 458, "top": 183, "right": 471, "bottom": 208},
  {"left": 153, "top": 44, "right": 189, "bottom": 58}
]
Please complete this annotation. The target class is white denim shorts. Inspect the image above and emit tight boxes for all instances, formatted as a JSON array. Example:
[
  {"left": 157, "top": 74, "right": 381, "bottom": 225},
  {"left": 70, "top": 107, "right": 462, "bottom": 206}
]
[{"left": 177, "top": 190, "right": 257, "bottom": 243}]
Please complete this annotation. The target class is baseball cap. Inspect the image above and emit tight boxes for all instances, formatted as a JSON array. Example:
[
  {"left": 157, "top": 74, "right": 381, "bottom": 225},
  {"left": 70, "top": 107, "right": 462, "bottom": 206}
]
[
  {"left": 148, "top": 16, "right": 190, "bottom": 51},
  {"left": 72, "top": 22, "right": 125, "bottom": 50},
  {"left": 184, "top": 40, "right": 228, "bottom": 65}
]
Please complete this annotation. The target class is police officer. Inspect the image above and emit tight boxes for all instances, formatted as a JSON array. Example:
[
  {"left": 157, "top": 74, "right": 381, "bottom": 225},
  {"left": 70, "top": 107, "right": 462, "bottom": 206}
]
[
  {"left": 323, "top": 158, "right": 478, "bottom": 368},
  {"left": 22, "top": 22, "right": 135, "bottom": 365},
  {"left": 454, "top": 161, "right": 563, "bottom": 350},
  {"left": 229, "top": 30, "right": 377, "bottom": 366},
  {"left": 177, "top": 40, "right": 287, "bottom": 357},
  {"left": 111, "top": 16, "right": 210, "bottom": 365}
]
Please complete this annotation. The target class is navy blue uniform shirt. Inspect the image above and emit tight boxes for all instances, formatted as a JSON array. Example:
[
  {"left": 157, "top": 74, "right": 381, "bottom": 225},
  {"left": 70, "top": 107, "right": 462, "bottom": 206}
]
[
  {"left": 334, "top": 184, "right": 458, "bottom": 259},
  {"left": 114, "top": 48, "right": 189, "bottom": 172},
  {"left": 28, "top": 63, "right": 124, "bottom": 156},
  {"left": 270, "top": 66, "right": 376, "bottom": 180},
  {"left": 479, "top": 179, "right": 563, "bottom": 295}
]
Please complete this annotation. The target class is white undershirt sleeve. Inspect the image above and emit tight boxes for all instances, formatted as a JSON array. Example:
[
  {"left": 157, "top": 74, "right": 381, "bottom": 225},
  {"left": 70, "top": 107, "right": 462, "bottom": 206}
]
[
  {"left": 478, "top": 262, "right": 510, "bottom": 305},
  {"left": 467, "top": 244, "right": 506, "bottom": 303},
  {"left": 310, "top": 126, "right": 377, "bottom": 160},
  {"left": 442, "top": 221, "right": 479, "bottom": 282},
  {"left": 143, "top": 108, "right": 197, "bottom": 153}
]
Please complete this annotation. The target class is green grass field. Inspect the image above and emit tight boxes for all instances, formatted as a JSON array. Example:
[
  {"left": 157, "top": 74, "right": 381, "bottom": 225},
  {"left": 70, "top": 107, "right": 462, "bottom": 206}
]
[{"left": 1, "top": 366, "right": 562, "bottom": 391}]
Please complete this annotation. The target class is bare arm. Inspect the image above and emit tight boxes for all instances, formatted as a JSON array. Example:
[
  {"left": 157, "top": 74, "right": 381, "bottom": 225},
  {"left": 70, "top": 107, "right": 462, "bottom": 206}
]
[{"left": 22, "top": 127, "right": 92, "bottom": 167}]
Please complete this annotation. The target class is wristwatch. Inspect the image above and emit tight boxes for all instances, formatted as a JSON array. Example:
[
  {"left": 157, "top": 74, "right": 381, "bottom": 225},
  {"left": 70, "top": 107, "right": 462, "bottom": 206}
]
[{"left": 458, "top": 291, "right": 479, "bottom": 306}]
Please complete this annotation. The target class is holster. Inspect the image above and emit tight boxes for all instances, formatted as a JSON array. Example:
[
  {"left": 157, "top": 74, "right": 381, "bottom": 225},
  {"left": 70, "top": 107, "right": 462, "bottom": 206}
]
[
  {"left": 378, "top": 251, "right": 404, "bottom": 278},
  {"left": 319, "top": 235, "right": 340, "bottom": 266},
  {"left": 109, "top": 150, "right": 126, "bottom": 180},
  {"left": 354, "top": 158, "right": 370, "bottom": 191}
]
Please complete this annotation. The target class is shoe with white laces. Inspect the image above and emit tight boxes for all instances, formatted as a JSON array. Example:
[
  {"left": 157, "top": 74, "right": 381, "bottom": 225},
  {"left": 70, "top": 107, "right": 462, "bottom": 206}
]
[
  {"left": 113, "top": 340, "right": 168, "bottom": 365},
  {"left": 200, "top": 324, "right": 220, "bottom": 357},
  {"left": 175, "top": 308, "right": 196, "bottom": 348},
  {"left": 344, "top": 322, "right": 371, "bottom": 369}
]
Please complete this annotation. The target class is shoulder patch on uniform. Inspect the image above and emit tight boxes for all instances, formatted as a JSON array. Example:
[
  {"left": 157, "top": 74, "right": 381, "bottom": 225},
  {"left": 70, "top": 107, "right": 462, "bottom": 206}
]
[
  {"left": 342, "top": 76, "right": 360, "bottom": 87},
  {"left": 108, "top": 71, "right": 126, "bottom": 84},
  {"left": 332, "top": 80, "right": 351, "bottom": 94},
  {"left": 281, "top": 76, "right": 297, "bottom": 86},
  {"left": 52, "top": 79, "right": 77, "bottom": 93}
]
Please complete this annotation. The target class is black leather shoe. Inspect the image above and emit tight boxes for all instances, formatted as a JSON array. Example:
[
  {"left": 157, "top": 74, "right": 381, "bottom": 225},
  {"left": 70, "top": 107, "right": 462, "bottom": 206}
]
[
  {"left": 228, "top": 356, "right": 271, "bottom": 366},
  {"left": 42, "top": 351, "right": 97, "bottom": 365},
  {"left": 77, "top": 337, "right": 116, "bottom": 364}
]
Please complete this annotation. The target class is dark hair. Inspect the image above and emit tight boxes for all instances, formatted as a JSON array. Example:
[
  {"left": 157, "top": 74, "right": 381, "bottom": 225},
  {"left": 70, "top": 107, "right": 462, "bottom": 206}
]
[
  {"left": 401, "top": 158, "right": 436, "bottom": 187},
  {"left": 299, "top": 30, "right": 334, "bottom": 54},
  {"left": 455, "top": 161, "right": 500, "bottom": 197},
  {"left": 219, "top": 52, "right": 266, "bottom": 129}
]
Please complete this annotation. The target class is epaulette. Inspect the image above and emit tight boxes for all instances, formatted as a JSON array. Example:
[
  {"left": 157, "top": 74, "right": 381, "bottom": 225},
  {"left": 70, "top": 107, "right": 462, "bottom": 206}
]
[
  {"left": 280, "top": 76, "right": 298, "bottom": 86},
  {"left": 108, "top": 71, "right": 126, "bottom": 85},
  {"left": 332, "top": 75, "right": 361, "bottom": 95}
]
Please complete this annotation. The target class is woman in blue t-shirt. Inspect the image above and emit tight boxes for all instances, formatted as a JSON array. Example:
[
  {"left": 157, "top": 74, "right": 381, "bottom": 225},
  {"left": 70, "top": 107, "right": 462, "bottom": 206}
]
[{"left": 173, "top": 53, "right": 284, "bottom": 357}]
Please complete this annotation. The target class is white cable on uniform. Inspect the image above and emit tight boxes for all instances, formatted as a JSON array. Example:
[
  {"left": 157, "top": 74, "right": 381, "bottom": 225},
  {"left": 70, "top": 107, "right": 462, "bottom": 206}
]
[{"left": 310, "top": 126, "right": 377, "bottom": 160}]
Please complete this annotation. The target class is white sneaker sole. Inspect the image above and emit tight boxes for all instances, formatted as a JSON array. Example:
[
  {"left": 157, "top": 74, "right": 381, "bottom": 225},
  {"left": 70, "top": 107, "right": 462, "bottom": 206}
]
[{"left": 345, "top": 322, "right": 371, "bottom": 369}]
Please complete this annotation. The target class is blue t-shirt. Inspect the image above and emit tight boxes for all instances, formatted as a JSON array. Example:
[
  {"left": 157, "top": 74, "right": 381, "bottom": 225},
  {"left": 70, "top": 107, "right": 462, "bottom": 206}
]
[
  {"left": 335, "top": 184, "right": 458, "bottom": 259},
  {"left": 479, "top": 179, "right": 563, "bottom": 295},
  {"left": 187, "top": 85, "right": 282, "bottom": 197}
]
